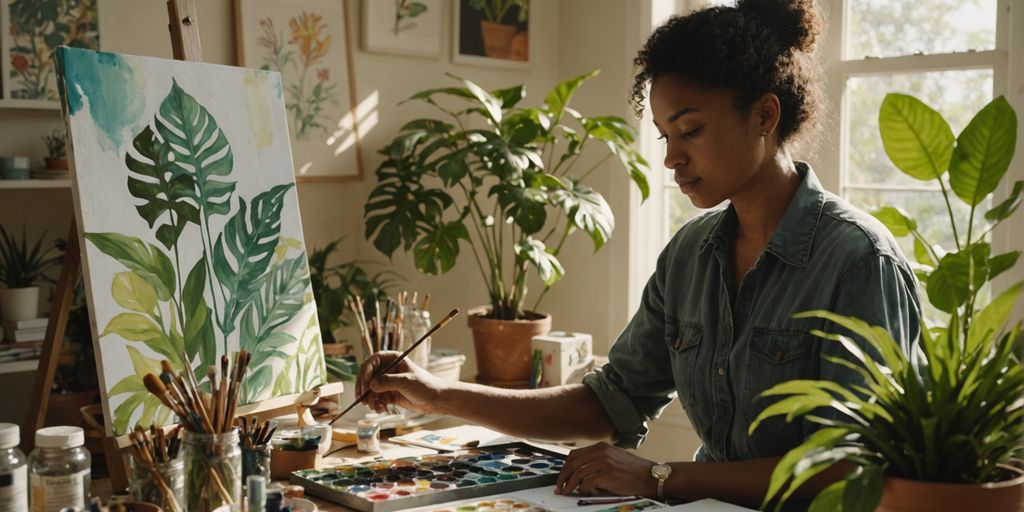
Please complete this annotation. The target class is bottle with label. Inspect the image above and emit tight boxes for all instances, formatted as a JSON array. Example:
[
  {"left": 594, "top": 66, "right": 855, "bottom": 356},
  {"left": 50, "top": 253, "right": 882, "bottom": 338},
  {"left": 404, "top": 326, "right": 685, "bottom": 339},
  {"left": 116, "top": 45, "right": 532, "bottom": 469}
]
[
  {"left": 0, "top": 423, "right": 28, "bottom": 511},
  {"left": 29, "top": 426, "right": 91, "bottom": 512}
]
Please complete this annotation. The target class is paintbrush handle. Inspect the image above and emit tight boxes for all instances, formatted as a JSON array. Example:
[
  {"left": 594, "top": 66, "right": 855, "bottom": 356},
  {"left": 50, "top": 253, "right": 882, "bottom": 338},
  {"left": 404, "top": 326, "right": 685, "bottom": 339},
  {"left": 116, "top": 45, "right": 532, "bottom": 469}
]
[{"left": 330, "top": 308, "right": 460, "bottom": 424}]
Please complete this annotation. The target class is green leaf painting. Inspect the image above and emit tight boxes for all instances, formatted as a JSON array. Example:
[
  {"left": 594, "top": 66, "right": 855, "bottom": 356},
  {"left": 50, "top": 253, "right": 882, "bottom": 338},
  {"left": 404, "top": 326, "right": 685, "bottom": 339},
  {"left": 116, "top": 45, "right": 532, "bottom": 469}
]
[{"left": 57, "top": 47, "right": 325, "bottom": 435}]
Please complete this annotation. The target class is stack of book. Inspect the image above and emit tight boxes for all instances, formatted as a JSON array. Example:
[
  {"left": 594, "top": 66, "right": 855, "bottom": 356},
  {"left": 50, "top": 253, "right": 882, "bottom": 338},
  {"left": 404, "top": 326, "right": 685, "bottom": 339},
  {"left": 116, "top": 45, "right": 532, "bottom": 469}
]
[{"left": 2, "top": 317, "right": 48, "bottom": 343}]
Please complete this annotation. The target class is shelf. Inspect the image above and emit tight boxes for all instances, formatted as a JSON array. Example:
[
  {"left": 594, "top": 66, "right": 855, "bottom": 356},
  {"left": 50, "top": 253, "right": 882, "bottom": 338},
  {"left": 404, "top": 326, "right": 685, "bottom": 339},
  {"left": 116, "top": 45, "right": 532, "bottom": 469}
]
[
  {"left": 0, "top": 359, "right": 38, "bottom": 375},
  {"left": 0, "top": 179, "right": 71, "bottom": 189},
  {"left": 0, "top": 98, "right": 60, "bottom": 110}
]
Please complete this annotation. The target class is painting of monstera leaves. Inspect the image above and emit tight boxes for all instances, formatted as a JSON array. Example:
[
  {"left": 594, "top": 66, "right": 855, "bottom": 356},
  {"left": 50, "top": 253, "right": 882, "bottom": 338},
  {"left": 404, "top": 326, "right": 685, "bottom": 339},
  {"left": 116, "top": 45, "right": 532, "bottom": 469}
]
[{"left": 55, "top": 47, "right": 326, "bottom": 436}]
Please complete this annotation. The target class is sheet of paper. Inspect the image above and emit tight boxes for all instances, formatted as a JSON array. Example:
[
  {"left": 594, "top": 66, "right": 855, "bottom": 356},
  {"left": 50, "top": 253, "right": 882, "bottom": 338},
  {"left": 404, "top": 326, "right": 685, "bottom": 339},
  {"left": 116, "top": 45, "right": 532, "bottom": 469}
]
[
  {"left": 662, "top": 499, "right": 758, "bottom": 511},
  {"left": 389, "top": 424, "right": 519, "bottom": 450}
]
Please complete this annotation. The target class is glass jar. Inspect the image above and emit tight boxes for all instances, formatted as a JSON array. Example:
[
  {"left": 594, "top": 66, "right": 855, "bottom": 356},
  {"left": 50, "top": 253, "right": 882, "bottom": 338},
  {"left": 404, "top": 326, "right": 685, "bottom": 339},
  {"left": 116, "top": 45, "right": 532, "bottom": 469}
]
[
  {"left": 403, "top": 304, "right": 432, "bottom": 369},
  {"left": 241, "top": 443, "right": 271, "bottom": 483},
  {"left": 183, "top": 429, "right": 241, "bottom": 511},
  {"left": 29, "top": 426, "right": 91, "bottom": 512},
  {"left": 356, "top": 418, "right": 380, "bottom": 453},
  {"left": 0, "top": 423, "right": 28, "bottom": 511},
  {"left": 128, "top": 457, "right": 184, "bottom": 511}
]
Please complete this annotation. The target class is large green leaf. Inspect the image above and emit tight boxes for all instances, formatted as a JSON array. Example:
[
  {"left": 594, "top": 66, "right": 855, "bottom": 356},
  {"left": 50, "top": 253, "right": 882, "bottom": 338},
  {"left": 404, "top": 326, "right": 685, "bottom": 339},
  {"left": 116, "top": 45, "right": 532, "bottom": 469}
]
[
  {"left": 985, "top": 180, "right": 1024, "bottom": 222},
  {"left": 926, "top": 244, "right": 990, "bottom": 313},
  {"left": 155, "top": 79, "right": 237, "bottom": 218},
  {"left": 125, "top": 125, "right": 200, "bottom": 249},
  {"left": 84, "top": 233, "right": 176, "bottom": 301},
  {"left": 966, "top": 283, "right": 1022, "bottom": 354},
  {"left": 878, "top": 93, "right": 954, "bottom": 181},
  {"left": 949, "top": 96, "right": 1018, "bottom": 206},
  {"left": 808, "top": 480, "right": 846, "bottom": 512},
  {"left": 555, "top": 180, "right": 614, "bottom": 251},
  {"left": 989, "top": 251, "right": 1021, "bottom": 281},
  {"left": 101, "top": 312, "right": 182, "bottom": 365},
  {"left": 450, "top": 74, "right": 503, "bottom": 125},
  {"left": 515, "top": 238, "right": 564, "bottom": 286},
  {"left": 545, "top": 70, "right": 599, "bottom": 126},
  {"left": 240, "top": 254, "right": 310, "bottom": 361},
  {"left": 413, "top": 222, "right": 469, "bottom": 275},
  {"left": 491, "top": 182, "right": 547, "bottom": 235},
  {"left": 492, "top": 84, "right": 525, "bottom": 109},
  {"left": 365, "top": 160, "right": 453, "bottom": 256},
  {"left": 111, "top": 271, "right": 158, "bottom": 314},
  {"left": 842, "top": 465, "right": 883, "bottom": 512},
  {"left": 182, "top": 256, "right": 216, "bottom": 367},
  {"left": 214, "top": 183, "right": 294, "bottom": 331},
  {"left": 872, "top": 206, "right": 917, "bottom": 238}
]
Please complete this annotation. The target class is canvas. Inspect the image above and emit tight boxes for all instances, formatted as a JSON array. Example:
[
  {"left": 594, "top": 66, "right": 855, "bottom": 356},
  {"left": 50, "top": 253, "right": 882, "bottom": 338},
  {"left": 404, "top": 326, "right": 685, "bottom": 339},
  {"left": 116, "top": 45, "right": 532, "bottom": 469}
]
[
  {"left": 2, "top": 0, "right": 99, "bottom": 106},
  {"left": 362, "top": 0, "right": 442, "bottom": 57},
  {"left": 235, "top": 0, "right": 365, "bottom": 182},
  {"left": 55, "top": 46, "right": 326, "bottom": 436}
]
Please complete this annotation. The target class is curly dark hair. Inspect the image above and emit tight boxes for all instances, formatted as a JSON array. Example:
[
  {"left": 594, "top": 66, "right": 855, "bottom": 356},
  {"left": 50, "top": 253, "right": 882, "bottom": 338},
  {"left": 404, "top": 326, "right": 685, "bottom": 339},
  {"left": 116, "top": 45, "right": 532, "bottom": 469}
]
[{"left": 631, "top": 0, "right": 826, "bottom": 144}]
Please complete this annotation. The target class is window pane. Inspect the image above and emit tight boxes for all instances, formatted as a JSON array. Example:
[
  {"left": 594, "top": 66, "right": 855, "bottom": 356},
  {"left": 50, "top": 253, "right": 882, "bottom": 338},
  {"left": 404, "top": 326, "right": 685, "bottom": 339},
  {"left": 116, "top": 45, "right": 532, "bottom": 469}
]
[
  {"left": 845, "top": 70, "right": 993, "bottom": 188},
  {"left": 846, "top": 0, "right": 996, "bottom": 59}
]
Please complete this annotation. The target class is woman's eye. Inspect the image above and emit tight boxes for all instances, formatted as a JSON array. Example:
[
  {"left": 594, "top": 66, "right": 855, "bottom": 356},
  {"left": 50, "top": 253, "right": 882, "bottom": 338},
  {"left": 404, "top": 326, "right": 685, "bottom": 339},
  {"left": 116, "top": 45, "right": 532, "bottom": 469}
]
[
  {"left": 657, "top": 134, "right": 667, "bottom": 143},
  {"left": 683, "top": 126, "right": 703, "bottom": 139}
]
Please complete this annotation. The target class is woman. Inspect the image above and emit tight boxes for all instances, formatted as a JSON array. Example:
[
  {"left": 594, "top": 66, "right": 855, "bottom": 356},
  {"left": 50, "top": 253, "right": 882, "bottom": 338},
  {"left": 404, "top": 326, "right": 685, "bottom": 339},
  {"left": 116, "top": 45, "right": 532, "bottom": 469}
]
[{"left": 356, "top": 0, "right": 921, "bottom": 508}]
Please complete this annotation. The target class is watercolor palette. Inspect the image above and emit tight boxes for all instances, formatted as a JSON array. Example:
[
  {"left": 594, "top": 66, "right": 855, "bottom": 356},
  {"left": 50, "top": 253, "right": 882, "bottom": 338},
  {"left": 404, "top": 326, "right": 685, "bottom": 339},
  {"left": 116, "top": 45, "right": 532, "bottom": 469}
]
[
  {"left": 413, "top": 497, "right": 551, "bottom": 512},
  {"left": 290, "top": 443, "right": 566, "bottom": 512}
]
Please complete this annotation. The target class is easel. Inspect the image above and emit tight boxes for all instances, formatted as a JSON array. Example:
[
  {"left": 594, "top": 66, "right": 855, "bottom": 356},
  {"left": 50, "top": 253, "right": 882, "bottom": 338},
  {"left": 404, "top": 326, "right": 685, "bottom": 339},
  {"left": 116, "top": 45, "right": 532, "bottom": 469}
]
[{"left": 24, "top": 0, "right": 342, "bottom": 490}]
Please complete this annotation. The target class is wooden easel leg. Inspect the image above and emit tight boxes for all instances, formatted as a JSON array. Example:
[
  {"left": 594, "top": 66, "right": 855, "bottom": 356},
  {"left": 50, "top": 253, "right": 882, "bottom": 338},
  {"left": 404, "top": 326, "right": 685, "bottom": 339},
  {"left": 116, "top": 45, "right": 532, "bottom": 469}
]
[{"left": 103, "top": 435, "right": 129, "bottom": 492}]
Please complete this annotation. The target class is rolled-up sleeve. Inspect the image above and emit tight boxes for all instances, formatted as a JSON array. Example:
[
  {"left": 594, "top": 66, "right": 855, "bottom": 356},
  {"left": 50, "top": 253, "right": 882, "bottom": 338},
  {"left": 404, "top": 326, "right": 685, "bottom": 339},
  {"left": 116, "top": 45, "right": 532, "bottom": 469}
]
[{"left": 583, "top": 248, "right": 678, "bottom": 448}]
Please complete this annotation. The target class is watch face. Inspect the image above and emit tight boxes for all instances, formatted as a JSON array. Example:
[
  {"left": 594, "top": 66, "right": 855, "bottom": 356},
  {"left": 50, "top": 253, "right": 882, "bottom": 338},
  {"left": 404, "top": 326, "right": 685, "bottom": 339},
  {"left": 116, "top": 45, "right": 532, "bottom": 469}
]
[{"left": 652, "top": 464, "right": 671, "bottom": 479}]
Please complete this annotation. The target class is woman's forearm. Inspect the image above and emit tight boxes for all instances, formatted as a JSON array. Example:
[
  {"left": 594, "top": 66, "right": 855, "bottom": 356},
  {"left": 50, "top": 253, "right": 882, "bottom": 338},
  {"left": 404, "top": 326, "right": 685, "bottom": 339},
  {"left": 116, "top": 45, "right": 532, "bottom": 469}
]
[
  {"left": 665, "top": 457, "right": 850, "bottom": 508},
  {"left": 434, "top": 382, "right": 616, "bottom": 442}
]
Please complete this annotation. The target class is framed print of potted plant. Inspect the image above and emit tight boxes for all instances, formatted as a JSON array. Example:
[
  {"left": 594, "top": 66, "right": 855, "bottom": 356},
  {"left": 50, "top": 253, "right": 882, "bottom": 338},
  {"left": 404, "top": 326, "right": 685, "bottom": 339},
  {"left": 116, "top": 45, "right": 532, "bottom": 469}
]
[
  {"left": 0, "top": 0, "right": 99, "bottom": 108},
  {"left": 453, "top": 0, "right": 528, "bottom": 68},
  {"left": 362, "top": 0, "right": 441, "bottom": 58},
  {"left": 0, "top": 225, "right": 62, "bottom": 323},
  {"left": 235, "top": 0, "right": 366, "bottom": 183}
]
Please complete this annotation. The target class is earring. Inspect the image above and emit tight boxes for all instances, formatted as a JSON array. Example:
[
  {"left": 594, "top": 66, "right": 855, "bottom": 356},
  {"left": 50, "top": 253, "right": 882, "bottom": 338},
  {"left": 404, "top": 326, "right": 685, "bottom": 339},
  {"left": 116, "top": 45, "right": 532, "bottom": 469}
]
[{"left": 760, "top": 129, "right": 769, "bottom": 136}]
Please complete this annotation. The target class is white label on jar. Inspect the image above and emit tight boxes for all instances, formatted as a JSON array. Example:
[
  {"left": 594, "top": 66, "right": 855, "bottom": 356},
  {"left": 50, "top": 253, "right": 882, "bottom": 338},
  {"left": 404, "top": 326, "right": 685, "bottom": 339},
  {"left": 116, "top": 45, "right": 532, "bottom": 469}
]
[
  {"left": 0, "top": 466, "right": 28, "bottom": 510},
  {"left": 30, "top": 469, "right": 88, "bottom": 512}
]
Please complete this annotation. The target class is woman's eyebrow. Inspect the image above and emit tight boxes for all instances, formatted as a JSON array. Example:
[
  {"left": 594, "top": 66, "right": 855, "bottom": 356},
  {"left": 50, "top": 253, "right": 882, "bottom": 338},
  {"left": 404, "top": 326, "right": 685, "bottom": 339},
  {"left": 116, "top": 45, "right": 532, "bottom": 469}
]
[{"left": 668, "top": 107, "right": 701, "bottom": 123}]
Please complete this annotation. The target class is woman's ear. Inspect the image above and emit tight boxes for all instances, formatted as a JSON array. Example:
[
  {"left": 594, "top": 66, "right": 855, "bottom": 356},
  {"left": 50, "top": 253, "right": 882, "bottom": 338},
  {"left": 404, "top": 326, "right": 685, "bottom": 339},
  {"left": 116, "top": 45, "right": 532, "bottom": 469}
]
[{"left": 754, "top": 93, "right": 781, "bottom": 137}]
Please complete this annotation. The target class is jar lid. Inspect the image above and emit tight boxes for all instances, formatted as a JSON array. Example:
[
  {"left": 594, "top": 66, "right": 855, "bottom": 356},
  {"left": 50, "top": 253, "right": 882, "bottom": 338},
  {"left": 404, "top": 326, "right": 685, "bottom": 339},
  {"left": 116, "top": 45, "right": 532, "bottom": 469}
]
[
  {"left": 35, "top": 426, "right": 85, "bottom": 449},
  {"left": 0, "top": 423, "right": 19, "bottom": 449}
]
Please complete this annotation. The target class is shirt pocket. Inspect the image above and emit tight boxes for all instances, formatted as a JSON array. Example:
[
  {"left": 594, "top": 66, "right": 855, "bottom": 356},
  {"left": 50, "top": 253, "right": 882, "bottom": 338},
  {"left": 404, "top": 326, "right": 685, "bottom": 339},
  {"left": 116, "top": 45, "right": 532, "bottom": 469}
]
[
  {"left": 667, "top": 321, "right": 702, "bottom": 407},
  {"left": 744, "top": 327, "right": 816, "bottom": 454}
]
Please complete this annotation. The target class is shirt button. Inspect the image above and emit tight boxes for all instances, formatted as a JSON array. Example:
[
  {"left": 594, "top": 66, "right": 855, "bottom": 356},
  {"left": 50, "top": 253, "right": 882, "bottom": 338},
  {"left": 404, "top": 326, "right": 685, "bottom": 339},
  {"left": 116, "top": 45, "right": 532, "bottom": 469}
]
[
  {"left": 718, "top": 367, "right": 726, "bottom": 376},
  {"left": 774, "top": 351, "right": 783, "bottom": 362},
  {"left": 674, "top": 338, "right": 681, "bottom": 350}
]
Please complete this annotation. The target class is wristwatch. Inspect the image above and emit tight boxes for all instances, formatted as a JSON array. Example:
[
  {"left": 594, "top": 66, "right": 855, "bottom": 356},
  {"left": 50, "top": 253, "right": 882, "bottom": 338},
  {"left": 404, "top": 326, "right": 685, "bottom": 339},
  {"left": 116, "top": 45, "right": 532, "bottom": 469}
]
[{"left": 651, "top": 463, "right": 672, "bottom": 501}]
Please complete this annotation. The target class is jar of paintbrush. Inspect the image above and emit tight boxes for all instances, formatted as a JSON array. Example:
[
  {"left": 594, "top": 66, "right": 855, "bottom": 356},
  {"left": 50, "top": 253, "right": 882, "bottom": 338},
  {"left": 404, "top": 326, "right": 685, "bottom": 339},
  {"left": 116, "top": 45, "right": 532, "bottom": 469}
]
[
  {"left": 128, "top": 426, "right": 184, "bottom": 512},
  {"left": 239, "top": 417, "right": 275, "bottom": 484}
]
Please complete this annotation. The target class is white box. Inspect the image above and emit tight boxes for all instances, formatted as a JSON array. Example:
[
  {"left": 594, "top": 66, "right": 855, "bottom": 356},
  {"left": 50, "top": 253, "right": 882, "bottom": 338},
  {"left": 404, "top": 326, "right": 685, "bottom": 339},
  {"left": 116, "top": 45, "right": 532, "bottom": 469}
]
[{"left": 532, "top": 331, "right": 594, "bottom": 387}]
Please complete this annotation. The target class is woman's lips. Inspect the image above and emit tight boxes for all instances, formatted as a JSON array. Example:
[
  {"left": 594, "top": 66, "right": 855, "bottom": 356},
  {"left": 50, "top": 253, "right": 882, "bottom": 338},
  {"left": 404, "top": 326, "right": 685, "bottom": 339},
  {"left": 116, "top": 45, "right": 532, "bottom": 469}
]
[{"left": 676, "top": 176, "right": 701, "bottom": 193}]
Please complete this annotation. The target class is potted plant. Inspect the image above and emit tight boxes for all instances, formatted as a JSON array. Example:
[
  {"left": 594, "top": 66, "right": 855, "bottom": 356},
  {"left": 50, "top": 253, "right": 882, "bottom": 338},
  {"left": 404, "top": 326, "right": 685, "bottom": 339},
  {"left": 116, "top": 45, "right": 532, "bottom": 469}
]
[
  {"left": 0, "top": 225, "right": 63, "bottom": 323},
  {"left": 468, "top": 0, "right": 528, "bottom": 60},
  {"left": 41, "top": 129, "right": 68, "bottom": 170},
  {"left": 364, "top": 71, "right": 649, "bottom": 385},
  {"left": 308, "top": 237, "right": 399, "bottom": 351},
  {"left": 750, "top": 94, "right": 1022, "bottom": 511}
]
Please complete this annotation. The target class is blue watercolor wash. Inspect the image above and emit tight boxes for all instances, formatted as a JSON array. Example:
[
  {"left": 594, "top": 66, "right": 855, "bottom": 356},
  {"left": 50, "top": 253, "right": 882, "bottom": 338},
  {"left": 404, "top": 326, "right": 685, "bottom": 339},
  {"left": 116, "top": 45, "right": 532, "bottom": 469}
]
[{"left": 57, "top": 47, "right": 145, "bottom": 150}]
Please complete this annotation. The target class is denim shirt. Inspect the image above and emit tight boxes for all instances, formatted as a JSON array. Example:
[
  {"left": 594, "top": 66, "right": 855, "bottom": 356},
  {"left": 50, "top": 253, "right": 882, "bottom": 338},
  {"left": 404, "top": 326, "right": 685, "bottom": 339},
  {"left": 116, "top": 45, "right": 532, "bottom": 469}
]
[{"left": 583, "top": 163, "right": 921, "bottom": 462}]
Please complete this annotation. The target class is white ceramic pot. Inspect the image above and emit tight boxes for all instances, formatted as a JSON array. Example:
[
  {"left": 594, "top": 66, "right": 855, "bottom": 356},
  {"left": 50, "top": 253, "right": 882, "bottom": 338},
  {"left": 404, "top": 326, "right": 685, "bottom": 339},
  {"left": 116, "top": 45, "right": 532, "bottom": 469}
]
[{"left": 0, "top": 286, "right": 40, "bottom": 322}]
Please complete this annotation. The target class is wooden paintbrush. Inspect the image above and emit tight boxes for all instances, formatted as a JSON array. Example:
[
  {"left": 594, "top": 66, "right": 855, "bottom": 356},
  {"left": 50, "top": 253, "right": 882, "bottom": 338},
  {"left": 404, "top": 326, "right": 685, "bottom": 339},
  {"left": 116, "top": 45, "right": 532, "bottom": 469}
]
[{"left": 329, "top": 308, "right": 460, "bottom": 425}]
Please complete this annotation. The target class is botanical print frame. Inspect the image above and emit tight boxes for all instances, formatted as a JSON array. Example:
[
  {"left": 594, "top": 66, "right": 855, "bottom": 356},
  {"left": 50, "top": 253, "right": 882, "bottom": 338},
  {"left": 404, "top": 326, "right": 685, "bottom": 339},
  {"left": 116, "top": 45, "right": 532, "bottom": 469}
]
[
  {"left": 55, "top": 46, "right": 327, "bottom": 436},
  {"left": 362, "top": 0, "right": 442, "bottom": 57},
  {"left": 235, "top": 0, "right": 365, "bottom": 183},
  {"left": 1, "top": 0, "right": 98, "bottom": 108},
  {"left": 452, "top": 0, "right": 529, "bottom": 69}
]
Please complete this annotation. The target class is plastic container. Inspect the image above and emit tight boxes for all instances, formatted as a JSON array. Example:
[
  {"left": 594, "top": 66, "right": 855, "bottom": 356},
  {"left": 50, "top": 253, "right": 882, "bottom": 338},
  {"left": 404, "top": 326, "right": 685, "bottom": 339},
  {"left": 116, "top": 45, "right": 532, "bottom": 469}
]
[
  {"left": 428, "top": 348, "right": 467, "bottom": 381},
  {"left": 0, "top": 423, "right": 28, "bottom": 511},
  {"left": 29, "top": 426, "right": 91, "bottom": 512},
  {"left": 182, "top": 430, "right": 241, "bottom": 511}
]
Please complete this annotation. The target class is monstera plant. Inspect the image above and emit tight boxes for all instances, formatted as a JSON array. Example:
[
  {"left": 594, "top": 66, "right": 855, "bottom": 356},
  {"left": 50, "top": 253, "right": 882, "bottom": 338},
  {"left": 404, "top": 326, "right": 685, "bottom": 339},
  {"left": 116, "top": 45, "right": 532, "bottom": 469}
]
[
  {"left": 364, "top": 71, "right": 648, "bottom": 384},
  {"left": 751, "top": 95, "right": 1022, "bottom": 512}
]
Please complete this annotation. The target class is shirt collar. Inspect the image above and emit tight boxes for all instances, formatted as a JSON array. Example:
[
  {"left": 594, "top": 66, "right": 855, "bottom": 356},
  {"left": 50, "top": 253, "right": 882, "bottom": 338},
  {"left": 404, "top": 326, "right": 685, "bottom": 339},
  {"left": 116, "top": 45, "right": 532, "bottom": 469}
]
[{"left": 699, "top": 162, "right": 825, "bottom": 267}]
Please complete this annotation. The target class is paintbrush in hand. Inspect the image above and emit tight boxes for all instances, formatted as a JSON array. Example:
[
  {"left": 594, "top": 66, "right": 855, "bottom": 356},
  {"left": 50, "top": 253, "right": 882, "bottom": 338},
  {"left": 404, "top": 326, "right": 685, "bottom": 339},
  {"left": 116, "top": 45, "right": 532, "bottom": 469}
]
[{"left": 329, "top": 308, "right": 460, "bottom": 425}]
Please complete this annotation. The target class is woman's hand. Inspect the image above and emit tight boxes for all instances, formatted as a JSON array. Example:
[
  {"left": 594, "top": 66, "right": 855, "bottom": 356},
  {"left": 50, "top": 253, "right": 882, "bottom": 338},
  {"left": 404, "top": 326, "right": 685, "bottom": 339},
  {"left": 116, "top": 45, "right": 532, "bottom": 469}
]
[
  {"left": 355, "top": 351, "right": 450, "bottom": 414},
  {"left": 554, "top": 442, "right": 660, "bottom": 497}
]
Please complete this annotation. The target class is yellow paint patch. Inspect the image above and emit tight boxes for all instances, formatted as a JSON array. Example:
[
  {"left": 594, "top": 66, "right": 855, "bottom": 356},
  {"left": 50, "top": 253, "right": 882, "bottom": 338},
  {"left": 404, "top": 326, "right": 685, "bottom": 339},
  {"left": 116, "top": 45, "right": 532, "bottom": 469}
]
[{"left": 244, "top": 71, "right": 274, "bottom": 149}]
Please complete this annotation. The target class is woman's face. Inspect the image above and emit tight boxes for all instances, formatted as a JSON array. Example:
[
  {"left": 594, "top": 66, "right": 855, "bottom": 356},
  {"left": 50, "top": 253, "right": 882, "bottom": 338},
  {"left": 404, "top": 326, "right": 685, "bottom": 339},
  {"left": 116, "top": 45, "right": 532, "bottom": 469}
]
[{"left": 649, "top": 76, "right": 771, "bottom": 209}]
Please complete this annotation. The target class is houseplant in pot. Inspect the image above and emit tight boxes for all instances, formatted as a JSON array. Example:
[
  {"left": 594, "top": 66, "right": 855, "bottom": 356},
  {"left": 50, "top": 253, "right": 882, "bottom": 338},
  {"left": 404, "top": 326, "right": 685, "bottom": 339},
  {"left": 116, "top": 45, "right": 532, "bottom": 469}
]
[
  {"left": 364, "top": 71, "right": 649, "bottom": 386},
  {"left": 42, "top": 128, "right": 68, "bottom": 171},
  {"left": 749, "top": 94, "right": 1022, "bottom": 511},
  {"left": 0, "top": 225, "right": 62, "bottom": 323},
  {"left": 468, "top": 0, "right": 528, "bottom": 60}
]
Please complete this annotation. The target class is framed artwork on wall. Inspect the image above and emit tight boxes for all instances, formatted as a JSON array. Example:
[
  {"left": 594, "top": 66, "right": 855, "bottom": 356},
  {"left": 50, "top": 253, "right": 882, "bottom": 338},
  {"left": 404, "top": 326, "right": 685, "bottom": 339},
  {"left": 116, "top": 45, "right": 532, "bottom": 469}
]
[
  {"left": 362, "top": 0, "right": 442, "bottom": 58},
  {"left": 453, "top": 0, "right": 528, "bottom": 68},
  {"left": 235, "top": 0, "right": 365, "bottom": 182},
  {"left": 1, "top": 0, "right": 99, "bottom": 109}
]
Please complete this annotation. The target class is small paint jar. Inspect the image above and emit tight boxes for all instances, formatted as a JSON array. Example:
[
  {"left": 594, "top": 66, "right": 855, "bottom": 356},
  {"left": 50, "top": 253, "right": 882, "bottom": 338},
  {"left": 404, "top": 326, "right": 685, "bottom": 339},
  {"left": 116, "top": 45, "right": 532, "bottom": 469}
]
[
  {"left": 29, "top": 426, "right": 91, "bottom": 512},
  {"left": 241, "top": 443, "right": 271, "bottom": 483},
  {"left": 0, "top": 423, "right": 28, "bottom": 511},
  {"left": 356, "top": 418, "right": 380, "bottom": 453}
]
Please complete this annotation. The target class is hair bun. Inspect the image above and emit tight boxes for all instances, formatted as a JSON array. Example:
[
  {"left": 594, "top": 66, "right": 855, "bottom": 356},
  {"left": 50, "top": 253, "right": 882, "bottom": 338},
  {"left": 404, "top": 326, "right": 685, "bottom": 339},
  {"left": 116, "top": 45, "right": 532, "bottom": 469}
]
[{"left": 737, "top": 0, "right": 823, "bottom": 52}]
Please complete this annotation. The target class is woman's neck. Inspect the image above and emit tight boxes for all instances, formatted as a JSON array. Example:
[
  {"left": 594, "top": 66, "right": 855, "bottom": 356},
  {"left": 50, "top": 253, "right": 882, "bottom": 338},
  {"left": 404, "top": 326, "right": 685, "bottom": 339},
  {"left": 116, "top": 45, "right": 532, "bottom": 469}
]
[{"left": 730, "top": 149, "right": 802, "bottom": 246}]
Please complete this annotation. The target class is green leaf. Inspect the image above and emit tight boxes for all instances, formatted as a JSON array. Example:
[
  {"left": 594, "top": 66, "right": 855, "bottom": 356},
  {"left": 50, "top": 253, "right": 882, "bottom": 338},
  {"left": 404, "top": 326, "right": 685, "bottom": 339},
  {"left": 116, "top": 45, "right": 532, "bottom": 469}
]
[
  {"left": 878, "top": 93, "right": 954, "bottom": 181},
  {"left": 554, "top": 180, "right": 614, "bottom": 251},
  {"left": 448, "top": 74, "right": 503, "bottom": 124},
  {"left": 155, "top": 79, "right": 237, "bottom": 218},
  {"left": 214, "top": 183, "right": 294, "bottom": 332},
  {"left": 842, "top": 465, "right": 883, "bottom": 512},
  {"left": 402, "top": 86, "right": 475, "bottom": 106},
  {"left": 515, "top": 238, "right": 564, "bottom": 286},
  {"left": 101, "top": 313, "right": 181, "bottom": 365},
  {"left": 182, "top": 256, "right": 216, "bottom": 367},
  {"left": 84, "top": 233, "right": 176, "bottom": 301},
  {"left": 545, "top": 70, "right": 599, "bottom": 126},
  {"left": 113, "top": 391, "right": 147, "bottom": 435},
  {"left": 243, "top": 365, "right": 274, "bottom": 403},
  {"left": 125, "top": 125, "right": 200, "bottom": 250},
  {"left": 808, "top": 480, "right": 846, "bottom": 512},
  {"left": 949, "top": 96, "right": 1018, "bottom": 206},
  {"left": 491, "top": 183, "right": 547, "bottom": 235},
  {"left": 927, "top": 244, "right": 990, "bottom": 313},
  {"left": 985, "top": 180, "right": 1024, "bottom": 222},
  {"left": 438, "top": 153, "right": 469, "bottom": 186},
  {"left": 492, "top": 84, "right": 525, "bottom": 109},
  {"left": 872, "top": 206, "right": 917, "bottom": 237},
  {"left": 111, "top": 271, "right": 158, "bottom": 314},
  {"left": 967, "top": 283, "right": 1022, "bottom": 354},
  {"left": 914, "top": 238, "right": 935, "bottom": 267},
  {"left": 240, "top": 254, "right": 310, "bottom": 353},
  {"left": 989, "top": 251, "right": 1020, "bottom": 281},
  {"left": 365, "top": 160, "right": 453, "bottom": 257},
  {"left": 413, "top": 222, "right": 469, "bottom": 275}
]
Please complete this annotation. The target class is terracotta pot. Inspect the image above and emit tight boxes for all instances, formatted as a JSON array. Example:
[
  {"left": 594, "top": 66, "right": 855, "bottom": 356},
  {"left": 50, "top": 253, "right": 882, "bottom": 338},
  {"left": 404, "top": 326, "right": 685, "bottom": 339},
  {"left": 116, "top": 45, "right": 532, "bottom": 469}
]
[
  {"left": 877, "top": 466, "right": 1024, "bottom": 512},
  {"left": 322, "top": 343, "right": 351, "bottom": 357},
  {"left": 509, "top": 31, "right": 528, "bottom": 61},
  {"left": 0, "top": 286, "right": 40, "bottom": 322},
  {"left": 44, "top": 157, "right": 68, "bottom": 170},
  {"left": 468, "top": 306, "right": 551, "bottom": 388},
  {"left": 479, "top": 20, "right": 517, "bottom": 59}
]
